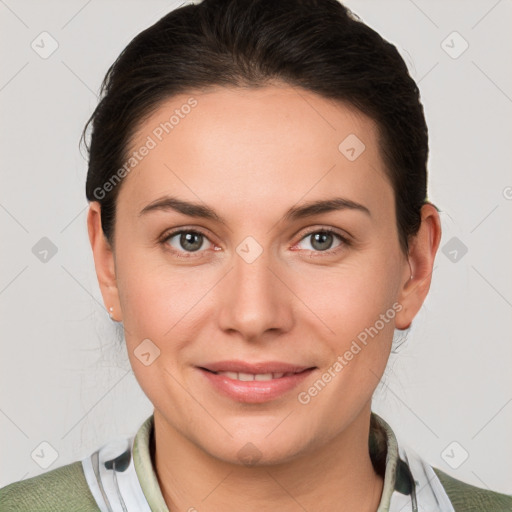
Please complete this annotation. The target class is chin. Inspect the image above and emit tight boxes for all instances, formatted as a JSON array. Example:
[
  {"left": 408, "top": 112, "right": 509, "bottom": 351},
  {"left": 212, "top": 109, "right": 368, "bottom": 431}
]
[{"left": 199, "top": 430, "right": 307, "bottom": 467}]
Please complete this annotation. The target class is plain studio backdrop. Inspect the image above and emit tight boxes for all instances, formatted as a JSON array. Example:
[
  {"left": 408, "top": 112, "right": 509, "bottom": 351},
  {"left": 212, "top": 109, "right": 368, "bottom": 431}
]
[{"left": 1, "top": 0, "right": 511, "bottom": 495}]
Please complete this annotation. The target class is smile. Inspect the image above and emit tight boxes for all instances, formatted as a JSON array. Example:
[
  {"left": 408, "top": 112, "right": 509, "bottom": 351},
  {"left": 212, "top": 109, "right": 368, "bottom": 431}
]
[{"left": 198, "top": 367, "right": 316, "bottom": 403}]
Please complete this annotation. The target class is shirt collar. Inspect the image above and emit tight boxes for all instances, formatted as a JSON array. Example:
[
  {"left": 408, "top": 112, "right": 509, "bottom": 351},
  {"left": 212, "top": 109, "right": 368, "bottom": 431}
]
[{"left": 82, "top": 410, "right": 454, "bottom": 512}]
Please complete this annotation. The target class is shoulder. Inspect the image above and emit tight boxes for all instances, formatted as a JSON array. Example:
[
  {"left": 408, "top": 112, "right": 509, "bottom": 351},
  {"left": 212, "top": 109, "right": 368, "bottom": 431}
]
[
  {"left": 432, "top": 466, "right": 512, "bottom": 512},
  {"left": 0, "top": 460, "right": 100, "bottom": 512}
]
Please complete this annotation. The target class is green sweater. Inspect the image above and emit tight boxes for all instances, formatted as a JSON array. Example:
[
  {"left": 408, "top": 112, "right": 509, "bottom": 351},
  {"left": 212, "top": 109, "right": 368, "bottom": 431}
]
[{"left": 1, "top": 412, "right": 511, "bottom": 511}]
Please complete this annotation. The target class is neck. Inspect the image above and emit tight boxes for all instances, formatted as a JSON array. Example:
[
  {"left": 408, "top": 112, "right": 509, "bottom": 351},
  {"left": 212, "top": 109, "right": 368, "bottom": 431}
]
[{"left": 153, "top": 405, "right": 385, "bottom": 512}]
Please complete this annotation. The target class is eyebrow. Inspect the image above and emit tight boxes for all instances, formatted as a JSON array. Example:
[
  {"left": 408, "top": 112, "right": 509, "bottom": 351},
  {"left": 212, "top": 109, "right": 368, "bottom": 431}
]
[{"left": 138, "top": 195, "right": 371, "bottom": 223}]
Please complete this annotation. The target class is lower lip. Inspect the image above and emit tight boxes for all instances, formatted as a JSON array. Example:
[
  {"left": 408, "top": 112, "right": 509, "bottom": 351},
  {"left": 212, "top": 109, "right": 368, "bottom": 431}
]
[{"left": 197, "top": 367, "right": 316, "bottom": 403}]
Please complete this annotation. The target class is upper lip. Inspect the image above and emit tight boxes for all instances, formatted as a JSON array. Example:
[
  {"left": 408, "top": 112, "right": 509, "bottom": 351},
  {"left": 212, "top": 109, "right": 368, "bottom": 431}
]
[{"left": 199, "top": 360, "right": 316, "bottom": 374}]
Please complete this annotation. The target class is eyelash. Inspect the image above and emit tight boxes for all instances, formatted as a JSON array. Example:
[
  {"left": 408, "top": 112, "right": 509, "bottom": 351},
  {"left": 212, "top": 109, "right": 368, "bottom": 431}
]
[{"left": 159, "top": 226, "right": 351, "bottom": 259}]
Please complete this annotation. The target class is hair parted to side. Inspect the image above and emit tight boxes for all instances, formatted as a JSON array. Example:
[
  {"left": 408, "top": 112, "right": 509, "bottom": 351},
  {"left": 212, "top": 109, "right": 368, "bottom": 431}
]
[{"left": 82, "top": 0, "right": 433, "bottom": 254}]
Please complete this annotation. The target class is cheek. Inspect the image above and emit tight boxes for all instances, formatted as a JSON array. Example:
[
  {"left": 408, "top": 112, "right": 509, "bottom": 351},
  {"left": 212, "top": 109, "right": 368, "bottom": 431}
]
[
  {"left": 292, "top": 254, "right": 401, "bottom": 402},
  {"left": 115, "top": 244, "right": 221, "bottom": 350},
  {"left": 115, "top": 256, "right": 202, "bottom": 398},
  {"left": 293, "top": 251, "right": 401, "bottom": 336}
]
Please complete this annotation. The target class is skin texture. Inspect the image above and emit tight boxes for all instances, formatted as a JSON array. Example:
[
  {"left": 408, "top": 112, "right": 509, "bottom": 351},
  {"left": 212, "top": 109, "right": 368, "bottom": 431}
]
[{"left": 87, "top": 84, "right": 441, "bottom": 512}]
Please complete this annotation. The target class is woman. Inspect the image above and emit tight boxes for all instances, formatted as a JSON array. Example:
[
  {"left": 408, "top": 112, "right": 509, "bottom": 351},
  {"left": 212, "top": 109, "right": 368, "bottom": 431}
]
[{"left": 1, "top": 0, "right": 511, "bottom": 510}]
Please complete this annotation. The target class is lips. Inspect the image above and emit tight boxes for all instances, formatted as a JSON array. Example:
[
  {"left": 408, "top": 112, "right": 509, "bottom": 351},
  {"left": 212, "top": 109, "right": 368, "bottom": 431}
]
[
  {"left": 198, "top": 360, "right": 315, "bottom": 375},
  {"left": 197, "top": 363, "right": 317, "bottom": 403}
]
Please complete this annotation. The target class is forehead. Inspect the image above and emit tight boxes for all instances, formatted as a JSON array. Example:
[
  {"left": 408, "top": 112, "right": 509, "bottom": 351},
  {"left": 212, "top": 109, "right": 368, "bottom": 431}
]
[{"left": 118, "top": 85, "right": 391, "bottom": 218}]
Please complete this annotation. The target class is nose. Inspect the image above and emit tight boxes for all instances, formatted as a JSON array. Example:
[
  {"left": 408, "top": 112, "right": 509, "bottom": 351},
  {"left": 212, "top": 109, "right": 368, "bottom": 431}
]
[{"left": 216, "top": 244, "right": 294, "bottom": 342}]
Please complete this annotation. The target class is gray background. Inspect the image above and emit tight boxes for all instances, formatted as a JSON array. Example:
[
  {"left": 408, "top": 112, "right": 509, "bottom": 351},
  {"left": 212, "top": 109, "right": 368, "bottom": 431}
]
[{"left": 1, "top": 0, "right": 511, "bottom": 495}]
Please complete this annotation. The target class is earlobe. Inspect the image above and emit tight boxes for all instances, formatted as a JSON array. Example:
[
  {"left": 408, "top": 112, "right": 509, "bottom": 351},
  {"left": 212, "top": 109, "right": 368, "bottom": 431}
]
[
  {"left": 86, "top": 202, "right": 122, "bottom": 321},
  {"left": 394, "top": 203, "right": 442, "bottom": 330}
]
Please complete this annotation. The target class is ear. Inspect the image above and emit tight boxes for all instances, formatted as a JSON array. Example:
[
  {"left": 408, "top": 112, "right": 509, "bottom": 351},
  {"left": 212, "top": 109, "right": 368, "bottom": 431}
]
[
  {"left": 87, "top": 202, "right": 122, "bottom": 322},
  {"left": 395, "top": 202, "right": 442, "bottom": 330}
]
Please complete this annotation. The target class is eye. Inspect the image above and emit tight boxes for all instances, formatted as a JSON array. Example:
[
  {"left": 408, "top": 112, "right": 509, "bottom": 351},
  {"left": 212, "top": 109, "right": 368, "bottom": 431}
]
[
  {"left": 161, "top": 229, "right": 214, "bottom": 257},
  {"left": 160, "top": 227, "right": 350, "bottom": 259},
  {"left": 295, "top": 228, "right": 349, "bottom": 254}
]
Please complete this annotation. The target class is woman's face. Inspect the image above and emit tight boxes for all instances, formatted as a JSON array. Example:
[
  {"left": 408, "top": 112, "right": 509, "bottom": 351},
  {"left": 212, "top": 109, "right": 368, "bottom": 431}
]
[{"left": 89, "top": 84, "right": 431, "bottom": 464}]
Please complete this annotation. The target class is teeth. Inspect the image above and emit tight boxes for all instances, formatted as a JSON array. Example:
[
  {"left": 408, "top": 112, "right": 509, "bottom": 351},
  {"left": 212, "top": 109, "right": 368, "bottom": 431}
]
[
  {"left": 255, "top": 373, "right": 274, "bottom": 381},
  {"left": 238, "top": 372, "right": 255, "bottom": 381},
  {"left": 216, "top": 371, "right": 292, "bottom": 381},
  {"left": 221, "top": 371, "right": 239, "bottom": 380}
]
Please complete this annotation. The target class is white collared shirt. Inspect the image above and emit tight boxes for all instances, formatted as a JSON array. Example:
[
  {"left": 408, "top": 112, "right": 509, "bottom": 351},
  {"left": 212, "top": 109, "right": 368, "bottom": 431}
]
[{"left": 81, "top": 412, "right": 455, "bottom": 512}]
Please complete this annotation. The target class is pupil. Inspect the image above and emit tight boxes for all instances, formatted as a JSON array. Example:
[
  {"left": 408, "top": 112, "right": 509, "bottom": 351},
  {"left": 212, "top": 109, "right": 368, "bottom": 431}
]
[
  {"left": 312, "top": 232, "right": 333, "bottom": 251},
  {"left": 181, "top": 232, "right": 202, "bottom": 251}
]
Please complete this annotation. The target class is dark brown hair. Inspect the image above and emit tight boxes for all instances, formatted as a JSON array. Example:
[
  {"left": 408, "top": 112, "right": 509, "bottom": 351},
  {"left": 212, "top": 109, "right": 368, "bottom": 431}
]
[{"left": 82, "top": 0, "right": 432, "bottom": 254}]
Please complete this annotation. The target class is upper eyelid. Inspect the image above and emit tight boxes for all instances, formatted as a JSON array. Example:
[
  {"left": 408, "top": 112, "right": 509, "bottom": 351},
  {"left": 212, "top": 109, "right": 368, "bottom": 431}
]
[{"left": 161, "top": 227, "right": 215, "bottom": 245}]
